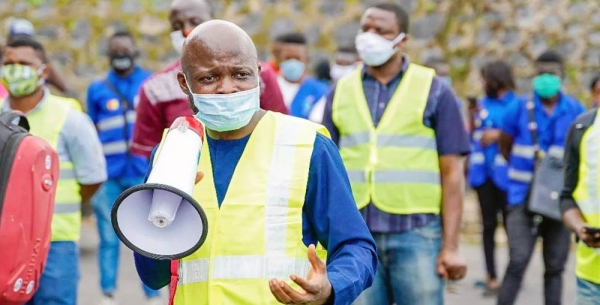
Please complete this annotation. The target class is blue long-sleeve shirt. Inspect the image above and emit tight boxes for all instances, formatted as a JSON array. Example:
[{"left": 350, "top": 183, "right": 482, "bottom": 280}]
[{"left": 134, "top": 132, "right": 377, "bottom": 304}]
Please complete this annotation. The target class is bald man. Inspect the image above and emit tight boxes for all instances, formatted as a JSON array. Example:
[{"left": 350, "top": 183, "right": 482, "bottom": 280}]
[
  {"left": 133, "top": 20, "right": 377, "bottom": 305},
  {"left": 131, "top": 0, "right": 287, "bottom": 160}
]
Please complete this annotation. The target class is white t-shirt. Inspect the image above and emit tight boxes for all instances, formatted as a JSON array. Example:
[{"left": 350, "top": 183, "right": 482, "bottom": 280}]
[{"left": 277, "top": 75, "right": 301, "bottom": 110}]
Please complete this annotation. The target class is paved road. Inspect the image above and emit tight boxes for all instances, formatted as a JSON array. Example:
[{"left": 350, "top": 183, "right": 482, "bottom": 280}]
[{"left": 77, "top": 223, "right": 577, "bottom": 305}]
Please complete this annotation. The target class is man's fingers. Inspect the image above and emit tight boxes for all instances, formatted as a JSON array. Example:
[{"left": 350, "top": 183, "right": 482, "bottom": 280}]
[
  {"left": 269, "top": 279, "right": 293, "bottom": 304},
  {"left": 307, "top": 244, "right": 325, "bottom": 272},
  {"left": 279, "top": 280, "right": 311, "bottom": 303},
  {"left": 291, "top": 275, "right": 318, "bottom": 294},
  {"left": 436, "top": 260, "right": 449, "bottom": 280}
]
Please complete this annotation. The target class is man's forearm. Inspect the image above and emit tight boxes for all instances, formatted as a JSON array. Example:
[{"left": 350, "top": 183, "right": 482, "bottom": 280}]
[
  {"left": 563, "top": 207, "right": 587, "bottom": 233},
  {"left": 80, "top": 183, "right": 102, "bottom": 203},
  {"left": 439, "top": 156, "right": 465, "bottom": 250}
]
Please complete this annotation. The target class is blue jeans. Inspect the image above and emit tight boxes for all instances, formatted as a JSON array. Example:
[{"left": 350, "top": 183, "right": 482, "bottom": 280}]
[
  {"left": 353, "top": 219, "right": 444, "bottom": 305},
  {"left": 577, "top": 278, "right": 600, "bottom": 305},
  {"left": 25, "top": 242, "right": 79, "bottom": 305},
  {"left": 92, "top": 177, "right": 160, "bottom": 298}
]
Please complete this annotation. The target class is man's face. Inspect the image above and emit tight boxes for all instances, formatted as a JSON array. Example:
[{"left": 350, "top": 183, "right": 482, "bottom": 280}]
[
  {"left": 592, "top": 81, "right": 600, "bottom": 106},
  {"left": 2, "top": 46, "right": 47, "bottom": 78},
  {"left": 178, "top": 43, "right": 260, "bottom": 99},
  {"left": 359, "top": 8, "right": 403, "bottom": 44},
  {"left": 279, "top": 44, "right": 308, "bottom": 64},
  {"left": 169, "top": 1, "right": 212, "bottom": 38},
  {"left": 108, "top": 36, "right": 136, "bottom": 58},
  {"left": 271, "top": 41, "right": 283, "bottom": 65},
  {"left": 535, "top": 62, "right": 562, "bottom": 78},
  {"left": 334, "top": 51, "right": 359, "bottom": 66},
  {"left": 433, "top": 63, "right": 450, "bottom": 77}
]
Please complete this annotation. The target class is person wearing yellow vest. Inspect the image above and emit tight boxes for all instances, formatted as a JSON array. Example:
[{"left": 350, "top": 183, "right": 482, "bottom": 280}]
[
  {"left": 561, "top": 108, "right": 600, "bottom": 304},
  {"left": 321, "top": 3, "right": 470, "bottom": 304},
  {"left": 1, "top": 37, "right": 107, "bottom": 305},
  {"left": 132, "top": 20, "right": 377, "bottom": 305}
]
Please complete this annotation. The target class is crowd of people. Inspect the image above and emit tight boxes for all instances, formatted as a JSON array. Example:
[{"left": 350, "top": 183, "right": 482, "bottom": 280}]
[{"left": 1, "top": 0, "right": 600, "bottom": 304}]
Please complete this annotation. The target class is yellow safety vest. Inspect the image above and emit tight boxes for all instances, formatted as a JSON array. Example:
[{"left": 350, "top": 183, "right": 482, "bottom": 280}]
[
  {"left": 0, "top": 94, "right": 82, "bottom": 241},
  {"left": 165, "top": 112, "right": 329, "bottom": 304},
  {"left": 332, "top": 64, "right": 441, "bottom": 215},
  {"left": 572, "top": 113, "right": 600, "bottom": 285}
]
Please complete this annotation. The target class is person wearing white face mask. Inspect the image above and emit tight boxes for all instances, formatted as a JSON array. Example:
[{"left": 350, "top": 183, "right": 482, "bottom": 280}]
[
  {"left": 274, "top": 33, "right": 329, "bottom": 120},
  {"left": 132, "top": 0, "right": 287, "bottom": 162},
  {"left": 308, "top": 45, "right": 361, "bottom": 123},
  {"left": 321, "top": 3, "right": 470, "bottom": 305},
  {"left": 132, "top": 20, "right": 377, "bottom": 305}
]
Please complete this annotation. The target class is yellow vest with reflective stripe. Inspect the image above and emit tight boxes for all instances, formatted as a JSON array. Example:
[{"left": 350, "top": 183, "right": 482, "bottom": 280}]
[
  {"left": 1, "top": 94, "right": 82, "bottom": 241},
  {"left": 332, "top": 64, "right": 441, "bottom": 214},
  {"left": 169, "top": 112, "right": 329, "bottom": 304},
  {"left": 572, "top": 113, "right": 600, "bottom": 285}
]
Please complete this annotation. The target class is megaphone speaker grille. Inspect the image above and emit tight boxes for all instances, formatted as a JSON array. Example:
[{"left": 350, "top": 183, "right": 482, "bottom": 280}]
[{"left": 111, "top": 183, "right": 209, "bottom": 260}]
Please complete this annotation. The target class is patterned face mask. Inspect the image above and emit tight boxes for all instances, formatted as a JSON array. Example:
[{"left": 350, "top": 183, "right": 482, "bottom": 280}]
[{"left": 1, "top": 64, "right": 45, "bottom": 98}]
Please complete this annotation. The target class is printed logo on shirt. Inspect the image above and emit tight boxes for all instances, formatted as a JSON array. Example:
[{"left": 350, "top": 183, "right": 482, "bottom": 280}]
[{"left": 106, "top": 99, "right": 120, "bottom": 111}]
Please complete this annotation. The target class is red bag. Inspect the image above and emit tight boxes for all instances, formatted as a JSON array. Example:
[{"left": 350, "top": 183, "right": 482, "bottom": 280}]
[{"left": 0, "top": 111, "right": 58, "bottom": 304}]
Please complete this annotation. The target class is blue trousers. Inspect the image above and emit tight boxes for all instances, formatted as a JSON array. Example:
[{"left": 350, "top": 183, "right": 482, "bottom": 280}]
[
  {"left": 353, "top": 219, "right": 444, "bottom": 305},
  {"left": 92, "top": 177, "right": 160, "bottom": 298},
  {"left": 25, "top": 241, "right": 79, "bottom": 305},
  {"left": 577, "top": 277, "right": 600, "bottom": 305}
]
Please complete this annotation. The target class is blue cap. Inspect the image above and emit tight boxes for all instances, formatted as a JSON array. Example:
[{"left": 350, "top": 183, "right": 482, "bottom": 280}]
[{"left": 9, "top": 19, "right": 34, "bottom": 37}]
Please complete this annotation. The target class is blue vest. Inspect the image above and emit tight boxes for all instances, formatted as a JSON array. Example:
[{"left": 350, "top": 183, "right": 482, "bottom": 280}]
[
  {"left": 507, "top": 93, "right": 584, "bottom": 205},
  {"left": 86, "top": 67, "right": 152, "bottom": 178},
  {"left": 468, "top": 92, "right": 518, "bottom": 190},
  {"left": 289, "top": 78, "right": 329, "bottom": 119}
]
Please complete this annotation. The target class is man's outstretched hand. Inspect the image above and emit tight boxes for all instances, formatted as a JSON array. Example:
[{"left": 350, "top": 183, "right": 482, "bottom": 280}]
[{"left": 269, "top": 244, "right": 332, "bottom": 305}]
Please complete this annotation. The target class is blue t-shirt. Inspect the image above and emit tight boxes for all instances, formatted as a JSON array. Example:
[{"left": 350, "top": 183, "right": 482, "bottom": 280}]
[{"left": 134, "top": 132, "right": 377, "bottom": 304}]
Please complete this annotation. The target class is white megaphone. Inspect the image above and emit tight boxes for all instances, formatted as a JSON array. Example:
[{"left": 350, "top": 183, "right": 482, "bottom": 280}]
[{"left": 111, "top": 117, "right": 208, "bottom": 260}]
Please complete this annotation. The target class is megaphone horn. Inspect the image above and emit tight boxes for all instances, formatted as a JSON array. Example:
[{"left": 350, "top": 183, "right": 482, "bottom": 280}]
[{"left": 111, "top": 117, "right": 208, "bottom": 260}]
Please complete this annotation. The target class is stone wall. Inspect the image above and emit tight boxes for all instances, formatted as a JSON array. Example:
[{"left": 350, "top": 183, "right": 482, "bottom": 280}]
[{"left": 2, "top": 0, "right": 600, "bottom": 105}]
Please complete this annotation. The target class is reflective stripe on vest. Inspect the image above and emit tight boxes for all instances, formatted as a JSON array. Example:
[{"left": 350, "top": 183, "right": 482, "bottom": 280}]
[
  {"left": 24, "top": 95, "right": 82, "bottom": 241},
  {"left": 508, "top": 144, "right": 565, "bottom": 184},
  {"left": 97, "top": 111, "right": 136, "bottom": 131},
  {"left": 572, "top": 113, "right": 600, "bottom": 284},
  {"left": 332, "top": 64, "right": 441, "bottom": 214},
  {"left": 172, "top": 112, "right": 329, "bottom": 304}
]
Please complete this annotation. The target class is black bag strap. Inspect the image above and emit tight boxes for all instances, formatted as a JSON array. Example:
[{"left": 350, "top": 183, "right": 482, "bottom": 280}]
[
  {"left": 525, "top": 100, "right": 541, "bottom": 162},
  {"left": 102, "top": 79, "right": 131, "bottom": 110},
  {"left": 0, "top": 111, "right": 30, "bottom": 132}
]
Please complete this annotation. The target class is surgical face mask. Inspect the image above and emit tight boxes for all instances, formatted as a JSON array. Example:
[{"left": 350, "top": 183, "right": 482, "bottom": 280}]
[
  {"left": 1, "top": 63, "right": 45, "bottom": 98},
  {"left": 330, "top": 64, "right": 358, "bottom": 82},
  {"left": 170, "top": 30, "right": 185, "bottom": 55},
  {"left": 355, "top": 32, "right": 405, "bottom": 67},
  {"left": 280, "top": 59, "right": 306, "bottom": 82},
  {"left": 533, "top": 73, "right": 561, "bottom": 99},
  {"left": 184, "top": 75, "right": 260, "bottom": 132},
  {"left": 110, "top": 53, "right": 134, "bottom": 73}
]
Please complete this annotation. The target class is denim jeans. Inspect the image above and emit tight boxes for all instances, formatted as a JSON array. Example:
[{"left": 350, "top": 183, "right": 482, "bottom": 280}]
[
  {"left": 25, "top": 242, "right": 79, "bottom": 305},
  {"left": 497, "top": 205, "right": 571, "bottom": 305},
  {"left": 577, "top": 278, "right": 600, "bottom": 305},
  {"left": 92, "top": 177, "right": 160, "bottom": 298},
  {"left": 353, "top": 218, "right": 444, "bottom": 305}
]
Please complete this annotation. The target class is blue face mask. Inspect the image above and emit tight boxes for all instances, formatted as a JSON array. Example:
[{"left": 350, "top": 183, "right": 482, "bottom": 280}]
[
  {"left": 184, "top": 75, "right": 260, "bottom": 132},
  {"left": 280, "top": 59, "right": 306, "bottom": 82}
]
